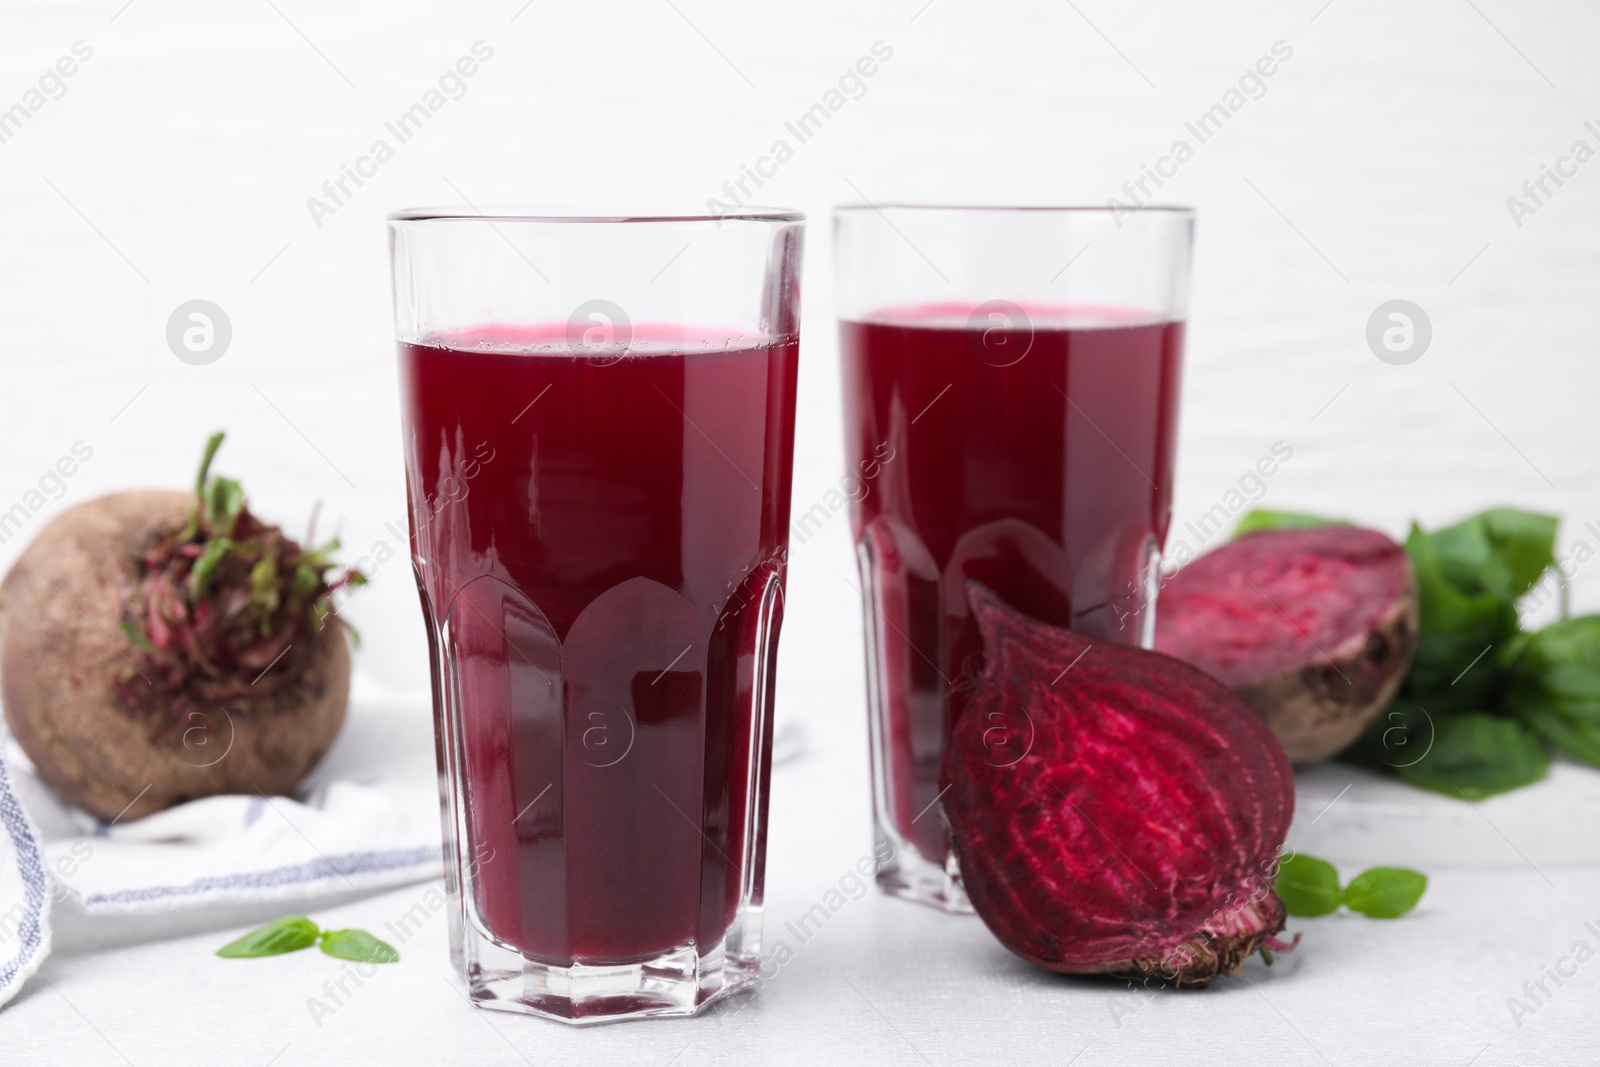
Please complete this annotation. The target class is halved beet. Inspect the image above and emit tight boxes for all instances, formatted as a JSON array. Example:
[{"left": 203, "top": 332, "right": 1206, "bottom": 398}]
[
  {"left": 1155, "top": 526, "right": 1418, "bottom": 764},
  {"left": 944, "top": 585, "right": 1295, "bottom": 987}
]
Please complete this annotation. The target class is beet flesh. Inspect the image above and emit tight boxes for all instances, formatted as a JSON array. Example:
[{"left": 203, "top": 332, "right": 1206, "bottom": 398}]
[
  {"left": 1155, "top": 526, "right": 1418, "bottom": 764},
  {"left": 944, "top": 585, "right": 1295, "bottom": 987}
]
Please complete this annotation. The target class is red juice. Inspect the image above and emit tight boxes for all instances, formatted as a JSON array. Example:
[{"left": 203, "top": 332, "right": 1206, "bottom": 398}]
[
  {"left": 840, "top": 305, "right": 1182, "bottom": 877},
  {"left": 399, "top": 326, "right": 796, "bottom": 965}
]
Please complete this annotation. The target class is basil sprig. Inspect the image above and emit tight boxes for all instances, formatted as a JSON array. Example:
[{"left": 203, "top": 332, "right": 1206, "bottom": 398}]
[
  {"left": 1275, "top": 854, "right": 1427, "bottom": 919},
  {"left": 216, "top": 915, "right": 399, "bottom": 963}
]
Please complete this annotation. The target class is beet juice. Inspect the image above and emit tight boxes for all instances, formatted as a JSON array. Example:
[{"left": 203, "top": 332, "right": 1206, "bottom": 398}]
[
  {"left": 840, "top": 305, "right": 1182, "bottom": 905},
  {"left": 399, "top": 326, "right": 796, "bottom": 968}
]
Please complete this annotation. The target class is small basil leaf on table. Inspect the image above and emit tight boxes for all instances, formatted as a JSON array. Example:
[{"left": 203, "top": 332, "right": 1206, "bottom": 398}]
[
  {"left": 1274, "top": 853, "right": 1343, "bottom": 917},
  {"left": 319, "top": 928, "right": 400, "bottom": 963},
  {"left": 216, "top": 915, "right": 321, "bottom": 958},
  {"left": 1395, "top": 712, "right": 1547, "bottom": 800},
  {"left": 1343, "top": 867, "right": 1428, "bottom": 919},
  {"left": 1232, "top": 509, "right": 1346, "bottom": 538}
]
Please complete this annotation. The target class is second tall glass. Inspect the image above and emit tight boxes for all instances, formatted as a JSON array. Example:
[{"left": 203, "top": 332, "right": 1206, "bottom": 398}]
[{"left": 834, "top": 205, "right": 1192, "bottom": 911}]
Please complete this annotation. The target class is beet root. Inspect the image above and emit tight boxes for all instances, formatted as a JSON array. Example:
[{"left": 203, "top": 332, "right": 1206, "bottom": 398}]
[
  {"left": 944, "top": 585, "right": 1296, "bottom": 987},
  {"left": 0, "top": 489, "right": 351, "bottom": 822},
  {"left": 1155, "top": 526, "right": 1418, "bottom": 764}
]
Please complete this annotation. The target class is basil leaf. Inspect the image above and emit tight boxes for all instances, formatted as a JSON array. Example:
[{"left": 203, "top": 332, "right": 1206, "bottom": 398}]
[
  {"left": 1496, "top": 630, "right": 1534, "bottom": 672},
  {"left": 1507, "top": 616, "right": 1600, "bottom": 699},
  {"left": 1395, "top": 712, "right": 1547, "bottom": 800},
  {"left": 1233, "top": 509, "right": 1345, "bottom": 538},
  {"left": 1274, "top": 853, "right": 1343, "bottom": 917},
  {"left": 1343, "top": 867, "right": 1427, "bottom": 919},
  {"left": 1403, "top": 524, "right": 1519, "bottom": 712},
  {"left": 216, "top": 915, "right": 321, "bottom": 958},
  {"left": 1505, "top": 616, "right": 1600, "bottom": 766},
  {"left": 1428, "top": 508, "right": 1556, "bottom": 602},
  {"left": 1515, "top": 693, "right": 1600, "bottom": 767},
  {"left": 319, "top": 928, "right": 399, "bottom": 964}
]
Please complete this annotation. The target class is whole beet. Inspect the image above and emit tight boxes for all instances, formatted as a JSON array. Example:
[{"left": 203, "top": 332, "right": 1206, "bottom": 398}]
[
  {"left": 0, "top": 437, "right": 357, "bottom": 821},
  {"left": 944, "top": 585, "right": 1296, "bottom": 987}
]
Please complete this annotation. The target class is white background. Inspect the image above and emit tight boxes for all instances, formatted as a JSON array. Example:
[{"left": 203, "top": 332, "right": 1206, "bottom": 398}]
[{"left": 1, "top": 0, "right": 1599, "bottom": 1063}]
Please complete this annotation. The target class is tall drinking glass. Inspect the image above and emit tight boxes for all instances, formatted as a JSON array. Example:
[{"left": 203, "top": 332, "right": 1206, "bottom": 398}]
[
  {"left": 390, "top": 207, "right": 804, "bottom": 1022},
  {"left": 834, "top": 205, "right": 1192, "bottom": 911}
]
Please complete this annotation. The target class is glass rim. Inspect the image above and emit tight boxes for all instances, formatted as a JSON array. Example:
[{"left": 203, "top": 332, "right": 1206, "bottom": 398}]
[
  {"left": 389, "top": 205, "right": 805, "bottom": 225},
  {"left": 833, "top": 203, "right": 1193, "bottom": 216}
]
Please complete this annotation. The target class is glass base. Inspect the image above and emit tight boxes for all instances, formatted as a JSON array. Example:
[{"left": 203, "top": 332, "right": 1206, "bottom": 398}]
[
  {"left": 457, "top": 923, "right": 760, "bottom": 1025},
  {"left": 873, "top": 819, "right": 972, "bottom": 914}
]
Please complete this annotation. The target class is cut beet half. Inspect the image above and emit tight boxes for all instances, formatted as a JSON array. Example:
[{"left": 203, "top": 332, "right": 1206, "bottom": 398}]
[
  {"left": 1155, "top": 526, "right": 1418, "bottom": 763},
  {"left": 943, "top": 584, "right": 1296, "bottom": 987}
]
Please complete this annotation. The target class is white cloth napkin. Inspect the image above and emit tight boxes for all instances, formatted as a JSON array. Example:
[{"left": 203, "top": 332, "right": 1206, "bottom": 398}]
[
  {"left": 0, "top": 683, "right": 442, "bottom": 1007},
  {"left": 0, "top": 752, "right": 49, "bottom": 1011},
  {"left": 42, "top": 780, "right": 440, "bottom": 916}
]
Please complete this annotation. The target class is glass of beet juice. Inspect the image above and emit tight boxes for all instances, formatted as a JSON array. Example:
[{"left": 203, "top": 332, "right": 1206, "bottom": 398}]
[
  {"left": 389, "top": 207, "right": 804, "bottom": 1022},
  {"left": 833, "top": 205, "right": 1192, "bottom": 911}
]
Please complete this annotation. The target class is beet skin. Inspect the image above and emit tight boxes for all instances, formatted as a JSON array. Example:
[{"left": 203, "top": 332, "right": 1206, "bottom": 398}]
[{"left": 0, "top": 491, "right": 350, "bottom": 821}]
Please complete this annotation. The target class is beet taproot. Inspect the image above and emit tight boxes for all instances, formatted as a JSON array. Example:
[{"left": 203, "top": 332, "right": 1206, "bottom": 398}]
[
  {"left": 1155, "top": 526, "right": 1418, "bottom": 763},
  {"left": 944, "top": 585, "right": 1296, "bottom": 987},
  {"left": 0, "top": 435, "right": 360, "bottom": 821}
]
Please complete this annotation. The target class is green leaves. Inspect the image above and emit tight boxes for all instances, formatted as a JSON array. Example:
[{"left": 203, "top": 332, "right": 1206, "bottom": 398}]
[
  {"left": 206, "top": 475, "right": 246, "bottom": 532},
  {"left": 1329, "top": 506, "right": 1591, "bottom": 801},
  {"left": 1428, "top": 509, "right": 1557, "bottom": 603},
  {"left": 187, "top": 537, "right": 234, "bottom": 602},
  {"left": 319, "top": 929, "right": 401, "bottom": 964},
  {"left": 1402, "top": 509, "right": 1555, "bottom": 705},
  {"left": 1504, "top": 615, "right": 1600, "bottom": 766},
  {"left": 1343, "top": 867, "right": 1429, "bottom": 919},
  {"left": 1233, "top": 509, "right": 1345, "bottom": 537},
  {"left": 181, "top": 431, "right": 229, "bottom": 541},
  {"left": 1393, "top": 712, "right": 1547, "bottom": 799},
  {"left": 215, "top": 915, "right": 321, "bottom": 958},
  {"left": 1273, "top": 854, "right": 1342, "bottom": 917},
  {"left": 182, "top": 430, "right": 247, "bottom": 602},
  {"left": 1401, "top": 510, "right": 1554, "bottom": 711},
  {"left": 119, "top": 619, "right": 160, "bottom": 656},
  {"left": 194, "top": 431, "right": 226, "bottom": 499},
  {"left": 1274, "top": 854, "right": 1427, "bottom": 919},
  {"left": 1403, "top": 523, "right": 1520, "bottom": 710},
  {"left": 216, "top": 916, "right": 398, "bottom": 963}
]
